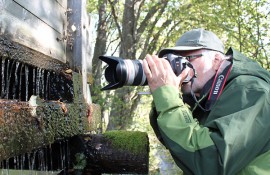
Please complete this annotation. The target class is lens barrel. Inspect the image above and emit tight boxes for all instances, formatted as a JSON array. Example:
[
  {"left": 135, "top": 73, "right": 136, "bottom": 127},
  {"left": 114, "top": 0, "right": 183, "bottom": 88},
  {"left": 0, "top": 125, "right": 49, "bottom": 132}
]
[
  {"left": 121, "top": 59, "right": 147, "bottom": 86},
  {"left": 99, "top": 56, "right": 147, "bottom": 90},
  {"left": 99, "top": 54, "right": 188, "bottom": 90}
]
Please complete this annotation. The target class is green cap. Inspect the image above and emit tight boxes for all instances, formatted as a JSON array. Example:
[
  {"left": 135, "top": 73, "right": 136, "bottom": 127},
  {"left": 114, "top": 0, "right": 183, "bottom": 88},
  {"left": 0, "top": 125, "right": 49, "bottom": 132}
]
[{"left": 158, "top": 28, "right": 224, "bottom": 57}]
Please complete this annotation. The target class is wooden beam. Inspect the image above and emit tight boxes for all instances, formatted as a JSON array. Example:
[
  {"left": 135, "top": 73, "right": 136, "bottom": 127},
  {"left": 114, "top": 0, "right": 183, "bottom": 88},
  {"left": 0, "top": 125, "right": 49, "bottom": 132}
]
[
  {"left": 56, "top": 0, "right": 68, "bottom": 9},
  {"left": 0, "top": 36, "right": 68, "bottom": 73},
  {"left": 0, "top": 96, "right": 90, "bottom": 161},
  {"left": 0, "top": 0, "right": 67, "bottom": 63},
  {"left": 66, "top": 0, "right": 92, "bottom": 103},
  {"left": 14, "top": 0, "right": 67, "bottom": 33},
  {"left": 0, "top": 72, "right": 102, "bottom": 161}
]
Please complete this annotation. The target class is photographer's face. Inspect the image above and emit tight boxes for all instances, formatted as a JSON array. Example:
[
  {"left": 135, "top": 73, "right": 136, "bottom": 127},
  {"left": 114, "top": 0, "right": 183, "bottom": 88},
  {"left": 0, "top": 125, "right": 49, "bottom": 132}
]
[{"left": 178, "top": 49, "right": 221, "bottom": 96}]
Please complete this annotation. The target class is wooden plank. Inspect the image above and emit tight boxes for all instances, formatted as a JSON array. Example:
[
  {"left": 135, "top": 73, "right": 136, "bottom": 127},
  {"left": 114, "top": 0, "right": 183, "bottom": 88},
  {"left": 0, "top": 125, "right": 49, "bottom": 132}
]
[
  {"left": 56, "top": 0, "right": 67, "bottom": 9},
  {"left": 0, "top": 0, "right": 66, "bottom": 63},
  {"left": 66, "top": 0, "right": 92, "bottom": 102},
  {"left": 14, "top": 0, "right": 66, "bottom": 34},
  {"left": 0, "top": 36, "right": 69, "bottom": 73}
]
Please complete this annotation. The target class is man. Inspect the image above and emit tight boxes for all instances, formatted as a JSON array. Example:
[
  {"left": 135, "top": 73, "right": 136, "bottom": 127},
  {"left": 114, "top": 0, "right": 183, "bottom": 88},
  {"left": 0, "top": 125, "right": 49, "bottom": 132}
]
[{"left": 142, "top": 28, "right": 270, "bottom": 175}]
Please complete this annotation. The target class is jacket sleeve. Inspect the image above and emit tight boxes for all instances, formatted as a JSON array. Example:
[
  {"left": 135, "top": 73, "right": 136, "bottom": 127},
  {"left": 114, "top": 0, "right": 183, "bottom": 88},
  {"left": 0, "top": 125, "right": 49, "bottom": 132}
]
[{"left": 152, "top": 82, "right": 270, "bottom": 175}]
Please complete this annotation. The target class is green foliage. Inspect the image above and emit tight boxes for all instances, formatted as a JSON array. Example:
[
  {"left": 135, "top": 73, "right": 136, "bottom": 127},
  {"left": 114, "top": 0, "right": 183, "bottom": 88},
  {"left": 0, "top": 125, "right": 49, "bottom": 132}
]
[
  {"left": 184, "top": 0, "right": 270, "bottom": 70},
  {"left": 86, "top": 0, "right": 98, "bottom": 13}
]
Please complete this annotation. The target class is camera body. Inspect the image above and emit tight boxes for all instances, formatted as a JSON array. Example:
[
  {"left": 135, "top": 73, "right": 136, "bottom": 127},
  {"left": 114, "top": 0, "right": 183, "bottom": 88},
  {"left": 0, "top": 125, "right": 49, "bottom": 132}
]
[{"left": 99, "top": 54, "right": 189, "bottom": 90}]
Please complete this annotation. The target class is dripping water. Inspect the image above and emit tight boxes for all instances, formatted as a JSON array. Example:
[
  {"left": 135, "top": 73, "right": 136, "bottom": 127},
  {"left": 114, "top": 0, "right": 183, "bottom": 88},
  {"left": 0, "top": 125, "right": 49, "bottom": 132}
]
[
  {"left": 18, "top": 64, "right": 23, "bottom": 100},
  {"left": 1, "top": 58, "right": 6, "bottom": 98},
  {"left": 32, "top": 66, "right": 36, "bottom": 97},
  {"left": 0, "top": 57, "right": 73, "bottom": 102},
  {"left": 0, "top": 57, "right": 74, "bottom": 174},
  {"left": 5, "top": 59, "right": 11, "bottom": 99},
  {"left": 46, "top": 72, "right": 50, "bottom": 100},
  {"left": 12, "top": 62, "right": 20, "bottom": 99},
  {"left": 0, "top": 143, "right": 71, "bottom": 174},
  {"left": 36, "top": 68, "right": 40, "bottom": 97},
  {"left": 25, "top": 65, "right": 29, "bottom": 101}
]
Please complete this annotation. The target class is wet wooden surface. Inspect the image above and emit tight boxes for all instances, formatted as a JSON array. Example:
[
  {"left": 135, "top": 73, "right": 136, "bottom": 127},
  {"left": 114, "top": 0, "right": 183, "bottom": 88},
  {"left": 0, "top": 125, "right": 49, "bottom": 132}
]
[
  {"left": 0, "top": 96, "right": 101, "bottom": 161},
  {"left": 0, "top": 0, "right": 67, "bottom": 63}
]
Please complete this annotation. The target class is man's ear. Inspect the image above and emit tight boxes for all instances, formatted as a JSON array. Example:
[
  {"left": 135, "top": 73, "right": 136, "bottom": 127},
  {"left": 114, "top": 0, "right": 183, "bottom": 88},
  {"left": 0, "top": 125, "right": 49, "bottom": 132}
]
[{"left": 213, "top": 52, "right": 223, "bottom": 71}]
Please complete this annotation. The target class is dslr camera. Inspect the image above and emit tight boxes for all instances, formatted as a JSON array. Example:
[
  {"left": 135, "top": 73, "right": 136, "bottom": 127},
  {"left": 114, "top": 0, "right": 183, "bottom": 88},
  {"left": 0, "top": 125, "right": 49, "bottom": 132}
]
[{"left": 99, "top": 54, "right": 191, "bottom": 90}]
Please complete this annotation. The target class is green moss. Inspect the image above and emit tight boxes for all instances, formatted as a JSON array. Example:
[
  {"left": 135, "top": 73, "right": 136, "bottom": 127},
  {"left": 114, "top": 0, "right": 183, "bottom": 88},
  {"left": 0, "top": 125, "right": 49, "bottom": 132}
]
[
  {"left": 103, "top": 130, "right": 148, "bottom": 155},
  {"left": 74, "top": 153, "right": 87, "bottom": 170}
]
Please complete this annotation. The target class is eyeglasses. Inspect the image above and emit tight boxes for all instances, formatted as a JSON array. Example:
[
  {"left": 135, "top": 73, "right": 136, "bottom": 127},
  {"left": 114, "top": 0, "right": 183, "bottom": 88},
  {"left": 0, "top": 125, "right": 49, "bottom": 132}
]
[{"left": 185, "top": 54, "right": 203, "bottom": 62}]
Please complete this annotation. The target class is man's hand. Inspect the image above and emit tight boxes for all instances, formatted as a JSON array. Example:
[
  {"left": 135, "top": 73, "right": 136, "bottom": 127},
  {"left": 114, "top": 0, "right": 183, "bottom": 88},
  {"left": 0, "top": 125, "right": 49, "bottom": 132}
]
[{"left": 142, "top": 54, "right": 190, "bottom": 92}]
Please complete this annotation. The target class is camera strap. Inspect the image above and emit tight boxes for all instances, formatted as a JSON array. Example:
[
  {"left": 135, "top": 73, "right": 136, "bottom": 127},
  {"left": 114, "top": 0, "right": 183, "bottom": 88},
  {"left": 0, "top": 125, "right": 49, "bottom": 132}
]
[
  {"left": 190, "top": 59, "right": 233, "bottom": 112},
  {"left": 206, "top": 59, "right": 232, "bottom": 110}
]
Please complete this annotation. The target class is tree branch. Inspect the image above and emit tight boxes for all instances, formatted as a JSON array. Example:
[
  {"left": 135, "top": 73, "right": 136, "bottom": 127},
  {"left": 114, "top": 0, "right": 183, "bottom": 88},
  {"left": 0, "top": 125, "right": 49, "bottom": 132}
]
[{"left": 108, "top": 0, "right": 122, "bottom": 39}]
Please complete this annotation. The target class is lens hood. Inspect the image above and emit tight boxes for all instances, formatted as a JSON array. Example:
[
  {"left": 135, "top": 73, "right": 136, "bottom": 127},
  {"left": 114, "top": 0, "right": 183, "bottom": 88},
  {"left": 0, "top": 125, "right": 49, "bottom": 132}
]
[{"left": 99, "top": 56, "right": 127, "bottom": 90}]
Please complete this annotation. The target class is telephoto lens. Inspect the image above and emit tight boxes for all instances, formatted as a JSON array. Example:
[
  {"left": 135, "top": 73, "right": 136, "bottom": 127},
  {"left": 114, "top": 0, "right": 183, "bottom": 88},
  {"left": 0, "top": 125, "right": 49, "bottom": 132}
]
[
  {"left": 117, "top": 59, "right": 147, "bottom": 86},
  {"left": 99, "top": 54, "right": 190, "bottom": 90},
  {"left": 99, "top": 56, "right": 147, "bottom": 90}
]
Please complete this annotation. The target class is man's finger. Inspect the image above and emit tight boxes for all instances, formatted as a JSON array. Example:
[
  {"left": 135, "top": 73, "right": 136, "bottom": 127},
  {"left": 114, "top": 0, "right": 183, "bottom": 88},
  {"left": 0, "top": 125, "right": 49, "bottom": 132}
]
[
  {"left": 143, "top": 59, "right": 152, "bottom": 79},
  {"left": 178, "top": 67, "right": 191, "bottom": 84},
  {"left": 145, "top": 54, "right": 159, "bottom": 76},
  {"left": 153, "top": 55, "right": 165, "bottom": 75},
  {"left": 161, "top": 59, "right": 174, "bottom": 75}
]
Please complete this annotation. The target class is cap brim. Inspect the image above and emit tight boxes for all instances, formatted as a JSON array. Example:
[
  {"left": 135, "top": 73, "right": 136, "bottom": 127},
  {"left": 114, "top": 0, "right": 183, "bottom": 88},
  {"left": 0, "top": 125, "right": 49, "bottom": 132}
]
[{"left": 158, "top": 46, "right": 203, "bottom": 57}]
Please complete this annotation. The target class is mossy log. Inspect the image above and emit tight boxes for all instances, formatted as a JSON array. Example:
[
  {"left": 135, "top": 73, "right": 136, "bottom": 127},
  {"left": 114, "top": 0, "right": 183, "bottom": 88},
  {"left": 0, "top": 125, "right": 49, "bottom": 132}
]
[
  {"left": 0, "top": 96, "right": 101, "bottom": 161},
  {"left": 4, "top": 131, "right": 149, "bottom": 174},
  {"left": 68, "top": 131, "right": 149, "bottom": 174}
]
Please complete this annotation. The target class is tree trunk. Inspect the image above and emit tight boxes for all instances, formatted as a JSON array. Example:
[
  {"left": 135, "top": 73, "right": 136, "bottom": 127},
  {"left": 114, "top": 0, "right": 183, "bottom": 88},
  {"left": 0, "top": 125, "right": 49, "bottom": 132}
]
[
  {"left": 107, "top": 0, "right": 137, "bottom": 130},
  {"left": 92, "top": 0, "right": 108, "bottom": 88},
  {"left": 106, "top": 1, "right": 169, "bottom": 130}
]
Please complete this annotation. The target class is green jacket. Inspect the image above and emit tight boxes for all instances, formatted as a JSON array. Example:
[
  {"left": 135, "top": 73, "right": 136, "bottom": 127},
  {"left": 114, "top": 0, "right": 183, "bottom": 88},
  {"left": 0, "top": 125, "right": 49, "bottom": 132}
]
[{"left": 151, "top": 48, "right": 270, "bottom": 175}]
